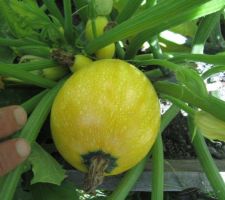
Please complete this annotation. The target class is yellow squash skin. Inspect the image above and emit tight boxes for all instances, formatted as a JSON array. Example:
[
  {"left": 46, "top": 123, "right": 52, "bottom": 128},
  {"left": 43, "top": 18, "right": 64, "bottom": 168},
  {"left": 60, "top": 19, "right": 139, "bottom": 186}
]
[
  {"left": 70, "top": 54, "right": 93, "bottom": 72},
  {"left": 85, "top": 16, "right": 115, "bottom": 59},
  {"left": 51, "top": 59, "right": 160, "bottom": 176}
]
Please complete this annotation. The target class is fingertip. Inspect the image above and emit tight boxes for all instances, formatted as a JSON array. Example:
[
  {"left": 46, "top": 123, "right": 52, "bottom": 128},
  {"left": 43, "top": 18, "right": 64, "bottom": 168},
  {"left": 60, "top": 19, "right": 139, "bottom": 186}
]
[
  {"left": 0, "top": 139, "right": 30, "bottom": 176},
  {"left": 13, "top": 106, "right": 27, "bottom": 127},
  {"left": 15, "top": 139, "right": 30, "bottom": 158}
]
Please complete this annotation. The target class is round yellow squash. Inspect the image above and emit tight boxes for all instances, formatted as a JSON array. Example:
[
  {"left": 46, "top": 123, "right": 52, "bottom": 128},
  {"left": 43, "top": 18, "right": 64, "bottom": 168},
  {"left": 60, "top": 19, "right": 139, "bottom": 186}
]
[{"left": 50, "top": 59, "right": 160, "bottom": 191}]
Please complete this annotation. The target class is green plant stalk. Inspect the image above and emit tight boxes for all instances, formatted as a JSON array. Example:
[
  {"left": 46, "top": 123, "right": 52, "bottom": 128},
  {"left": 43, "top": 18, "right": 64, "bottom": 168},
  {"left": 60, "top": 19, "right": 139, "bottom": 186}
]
[
  {"left": 146, "top": 0, "right": 158, "bottom": 8},
  {"left": 43, "top": 0, "right": 64, "bottom": 25},
  {"left": 13, "top": 46, "right": 51, "bottom": 58},
  {"left": 0, "top": 38, "right": 34, "bottom": 47},
  {"left": 107, "top": 156, "right": 148, "bottom": 200},
  {"left": 209, "top": 21, "right": 225, "bottom": 50},
  {"left": 1, "top": 60, "right": 56, "bottom": 71},
  {"left": 88, "top": 0, "right": 97, "bottom": 38},
  {"left": 73, "top": 0, "right": 88, "bottom": 22},
  {"left": 202, "top": 65, "right": 225, "bottom": 79},
  {"left": 169, "top": 53, "right": 225, "bottom": 65},
  {"left": 131, "top": 59, "right": 177, "bottom": 71},
  {"left": 154, "top": 81, "right": 225, "bottom": 122},
  {"left": 192, "top": 10, "right": 223, "bottom": 54},
  {"left": 145, "top": 69, "right": 163, "bottom": 81},
  {"left": 23, "top": 38, "right": 48, "bottom": 47},
  {"left": 0, "top": 65, "right": 56, "bottom": 88},
  {"left": 86, "top": 0, "right": 225, "bottom": 56},
  {"left": 149, "top": 36, "right": 169, "bottom": 75},
  {"left": 0, "top": 79, "right": 66, "bottom": 200},
  {"left": 107, "top": 105, "right": 180, "bottom": 200},
  {"left": 125, "top": 0, "right": 225, "bottom": 58},
  {"left": 21, "top": 90, "right": 48, "bottom": 114},
  {"left": 149, "top": 22, "right": 164, "bottom": 200},
  {"left": 131, "top": 58, "right": 207, "bottom": 97},
  {"left": 115, "top": 42, "right": 125, "bottom": 59},
  {"left": 63, "top": 0, "right": 75, "bottom": 44},
  {"left": 0, "top": 37, "right": 47, "bottom": 47},
  {"left": 151, "top": 135, "right": 164, "bottom": 200},
  {"left": 133, "top": 53, "right": 153, "bottom": 61},
  {"left": 188, "top": 118, "right": 225, "bottom": 200},
  {"left": 160, "top": 94, "right": 195, "bottom": 116},
  {"left": 116, "top": 0, "right": 143, "bottom": 23},
  {"left": 149, "top": 37, "right": 163, "bottom": 59}
]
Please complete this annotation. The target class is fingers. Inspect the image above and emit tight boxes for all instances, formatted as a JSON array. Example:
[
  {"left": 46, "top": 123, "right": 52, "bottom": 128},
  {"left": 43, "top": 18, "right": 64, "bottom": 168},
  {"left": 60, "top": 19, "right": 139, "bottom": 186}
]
[
  {"left": 0, "top": 138, "right": 30, "bottom": 176},
  {"left": 0, "top": 106, "right": 27, "bottom": 138}
]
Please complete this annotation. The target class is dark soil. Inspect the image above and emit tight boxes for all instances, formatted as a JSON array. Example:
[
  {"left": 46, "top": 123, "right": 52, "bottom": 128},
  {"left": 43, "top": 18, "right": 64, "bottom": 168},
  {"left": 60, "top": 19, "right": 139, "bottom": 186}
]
[{"left": 162, "top": 112, "right": 225, "bottom": 160}]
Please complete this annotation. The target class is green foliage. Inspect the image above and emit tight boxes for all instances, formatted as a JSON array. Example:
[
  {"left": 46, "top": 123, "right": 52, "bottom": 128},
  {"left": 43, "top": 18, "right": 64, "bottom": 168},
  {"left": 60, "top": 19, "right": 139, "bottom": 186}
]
[
  {"left": 29, "top": 143, "right": 66, "bottom": 185},
  {"left": 0, "top": 0, "right": 64, "bottom": 44},
  {"left": 0, "top": 0, "right": 225, "bottom": 199},
  {"left": 30, "top": 180, "right": 80, "bottom": 200}
]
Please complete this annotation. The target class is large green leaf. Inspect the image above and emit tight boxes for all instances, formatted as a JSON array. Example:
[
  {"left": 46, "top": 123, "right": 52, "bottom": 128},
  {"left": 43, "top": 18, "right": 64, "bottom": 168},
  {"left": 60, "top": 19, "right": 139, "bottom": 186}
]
[
  {"left": 30, "top": 180, "right": 79, "bottom": 200},
  {"left": 13, "top": 185, "right": 33, "bottom": 200},
  {"left": 29, "top": 143, "right": 66, "bottom": 185}
]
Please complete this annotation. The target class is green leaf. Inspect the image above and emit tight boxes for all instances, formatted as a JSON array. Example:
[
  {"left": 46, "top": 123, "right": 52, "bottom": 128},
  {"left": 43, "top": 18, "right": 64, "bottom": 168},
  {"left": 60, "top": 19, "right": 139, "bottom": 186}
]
[
  {"left": 30, "top": 180, "right": 79, "bottom": 200},
  {"left": 0, "top": 46, "right": 16, "bottom": 63},
  {"left": 29, "top": 143, "right": 66, "bottom": 185},
  {"left": 0, "top": 5, "right": 16, "bottom": 63},
  {"left": 176, "top": 66, "right": 208, "bottom": 97},
  {"left": 0, "top": 0, "right": 63, "bottom": 44},
  {"left": 13, "top": 185, "right": 33, "bottom": 200}
]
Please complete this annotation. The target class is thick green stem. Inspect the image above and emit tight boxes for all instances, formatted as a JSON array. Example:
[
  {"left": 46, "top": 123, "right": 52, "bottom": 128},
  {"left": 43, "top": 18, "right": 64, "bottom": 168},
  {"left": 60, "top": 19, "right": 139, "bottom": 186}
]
[
  {"left": 73, "top": 0, "right": 88, "bottom": 22},
  {"left": 151, "top": 135, "right": 164, "bottom": 200},
  {"left": 192, "top": 10, "right": 223, "bottom": 54},
  {"left": 154, "top": 81, "right": 225, "bottom": 122},
  {"left": 149, "top": 37, "right": 163, "bottom": 59},
  {"left": 87, "top": 0, "right": 224, "bottom": 55},
  {"left": 115, "top": 42, "right": 125, "bottom": 59},
  {"left": 107, "top": 105, "right": 180, "bottom": 200},
  {"left": 13, "top": 46, "right": 51, "bottom": 58},
  {"left": 116, "top": 0, "right": 142, "bottom": 23},
  {"left": 2, "top": 60, "right": 56, "bottom": 71},
  {"left": 169, "top": 53, "right": 225, "bottom": 65},
  {"left": 188, "top": 119, "right": 225, "bottom": 200},
  {"left": 0, "top": 38, "right": 33, "bottom": 47},
  {"left": 0, "top": 79, "right": 66, "bottom": 200},
  {"left": 202, "top": 66, "right": 225, "bottom": 79},
  {"left": 63, "top": 0, "right": 75, "bottom": 44},
  {"left": 21, "top": 90, "right": 48, "bottom": 114},
  {"left": 107, "top": 157, "right": 148, "bottom": 200},
  {"left": 160, "top": 94, "right": 195, "bottom": 116},
  {"left": 43, "top": 0, "right": 64, "bottom": 25},
  {"left": 148, "top": 17, "right": 164, "bottom": 200},
  {"left": 0, "top": 65, "right": 56, "bottom": 88}
]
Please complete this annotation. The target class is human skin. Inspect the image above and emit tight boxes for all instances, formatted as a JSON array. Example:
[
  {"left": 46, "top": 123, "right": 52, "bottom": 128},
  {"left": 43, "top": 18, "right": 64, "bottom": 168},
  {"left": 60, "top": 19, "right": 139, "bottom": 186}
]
[{"left": 0, "top": 106, "right": 30, "bottom": 176}]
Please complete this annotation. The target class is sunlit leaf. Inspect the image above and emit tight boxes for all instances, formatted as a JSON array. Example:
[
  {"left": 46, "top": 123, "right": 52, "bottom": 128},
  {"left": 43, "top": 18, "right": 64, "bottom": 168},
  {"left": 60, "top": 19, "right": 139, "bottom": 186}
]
[{"left": 29, "top": 143, "right": 66, "bottom": 185}]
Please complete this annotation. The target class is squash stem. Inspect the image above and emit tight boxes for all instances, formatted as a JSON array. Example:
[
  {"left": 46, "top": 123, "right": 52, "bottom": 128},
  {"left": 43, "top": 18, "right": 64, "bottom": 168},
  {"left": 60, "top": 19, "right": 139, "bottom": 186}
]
[
  {"left": 84, "top": 156, "right": 109, "bottom": 193},
  {"left": 51, "top": 49, "right": 75, "bottom": 67}
]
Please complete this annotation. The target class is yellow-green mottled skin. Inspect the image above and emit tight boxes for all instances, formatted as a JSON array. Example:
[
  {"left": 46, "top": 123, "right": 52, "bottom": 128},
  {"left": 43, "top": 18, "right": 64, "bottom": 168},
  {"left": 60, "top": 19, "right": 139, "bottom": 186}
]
[{"left": 51, "top": 59, "right": 160, "bottom": 175}]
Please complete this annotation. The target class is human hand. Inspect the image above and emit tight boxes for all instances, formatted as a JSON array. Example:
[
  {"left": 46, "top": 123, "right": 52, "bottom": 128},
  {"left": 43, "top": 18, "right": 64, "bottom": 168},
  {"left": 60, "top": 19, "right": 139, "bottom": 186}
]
[{"left": 0, "top": 106, "right": 30, "bottom": 176}]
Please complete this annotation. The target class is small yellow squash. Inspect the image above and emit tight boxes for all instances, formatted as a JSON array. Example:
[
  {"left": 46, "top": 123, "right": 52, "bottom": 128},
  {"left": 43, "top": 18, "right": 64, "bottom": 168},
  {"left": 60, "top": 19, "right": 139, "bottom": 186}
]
[{"left": 51, "top": 59, "right": 160, "bottom": 192}]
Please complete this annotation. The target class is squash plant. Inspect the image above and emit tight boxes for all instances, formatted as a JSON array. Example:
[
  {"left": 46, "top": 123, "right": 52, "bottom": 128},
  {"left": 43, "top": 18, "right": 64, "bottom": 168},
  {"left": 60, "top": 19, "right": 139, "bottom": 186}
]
[{"left": 0, "top": 0, "right": 225, "bottom": 200}]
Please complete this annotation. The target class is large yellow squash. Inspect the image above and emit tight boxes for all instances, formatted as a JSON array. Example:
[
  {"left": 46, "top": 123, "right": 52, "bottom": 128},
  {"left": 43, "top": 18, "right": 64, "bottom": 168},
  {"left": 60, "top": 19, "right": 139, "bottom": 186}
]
[{"left": 50, "top": 59, "right": 160, "bottom": 191}]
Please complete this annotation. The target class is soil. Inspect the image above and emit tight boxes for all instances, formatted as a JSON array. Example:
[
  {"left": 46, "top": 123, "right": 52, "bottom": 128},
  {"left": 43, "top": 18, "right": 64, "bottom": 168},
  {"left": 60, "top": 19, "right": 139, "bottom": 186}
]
[{"left": 162, "top": 112, "right": 225, "bottom": 160}]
